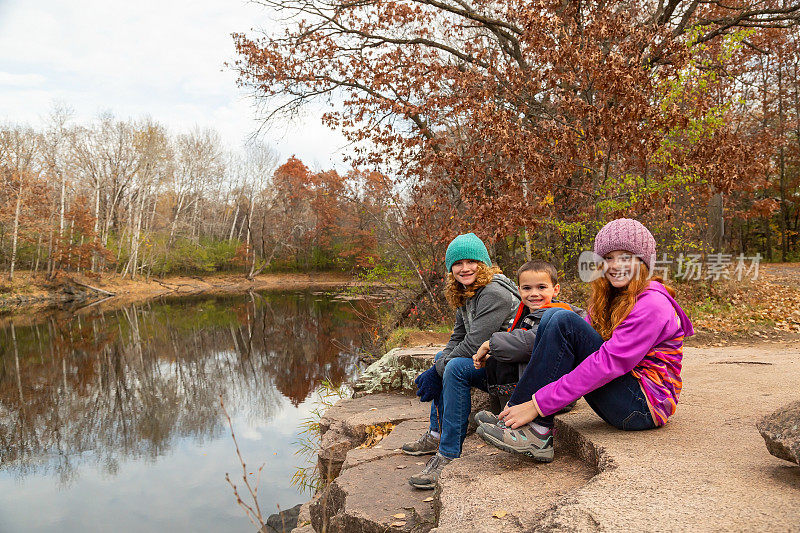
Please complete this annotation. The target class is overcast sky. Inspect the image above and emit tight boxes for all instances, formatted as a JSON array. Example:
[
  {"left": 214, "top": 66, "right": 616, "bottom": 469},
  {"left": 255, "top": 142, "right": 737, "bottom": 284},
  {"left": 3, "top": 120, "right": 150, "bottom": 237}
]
[{"left": 0, "top": 0, "right": 349, "bottom": 169}]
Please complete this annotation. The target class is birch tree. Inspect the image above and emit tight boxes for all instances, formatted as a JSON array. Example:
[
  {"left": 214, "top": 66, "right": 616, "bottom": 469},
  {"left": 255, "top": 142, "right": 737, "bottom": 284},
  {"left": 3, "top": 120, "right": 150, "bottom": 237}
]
[{"left": 0, "top": 125, "right": 40, "bottom": 280}]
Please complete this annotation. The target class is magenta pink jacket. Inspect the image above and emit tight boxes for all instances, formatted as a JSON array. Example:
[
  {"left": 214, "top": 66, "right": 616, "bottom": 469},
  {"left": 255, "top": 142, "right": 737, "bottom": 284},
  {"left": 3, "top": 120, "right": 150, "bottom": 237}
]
[{"left": 533, "top": 281, "right": 694, "bottom": 417}]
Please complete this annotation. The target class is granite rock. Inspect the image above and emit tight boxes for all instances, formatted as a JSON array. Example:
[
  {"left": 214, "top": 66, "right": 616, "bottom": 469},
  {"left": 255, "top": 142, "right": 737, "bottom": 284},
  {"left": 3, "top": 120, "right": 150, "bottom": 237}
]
[
  {"left": 352, "top": 347, "right": 439, "bottom": 397},
  {"left": 757, "top": 400, "right": 800, "bottom": 465}
]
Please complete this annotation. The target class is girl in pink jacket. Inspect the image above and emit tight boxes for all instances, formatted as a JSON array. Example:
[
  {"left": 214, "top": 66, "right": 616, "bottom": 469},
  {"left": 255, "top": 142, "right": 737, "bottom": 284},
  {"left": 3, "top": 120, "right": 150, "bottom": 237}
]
[{"left": 477, "top": 219, "right": 694, "bottom": 461}]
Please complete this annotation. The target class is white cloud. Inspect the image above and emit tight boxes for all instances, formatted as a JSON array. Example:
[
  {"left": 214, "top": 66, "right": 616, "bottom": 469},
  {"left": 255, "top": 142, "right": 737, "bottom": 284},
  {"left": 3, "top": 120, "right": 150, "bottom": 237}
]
[
  {"left": 0, "top": 72, "right": 46, "bottom": 87},
  {"left": 0, "top": 0, "right": 351, "bottom": 167}
]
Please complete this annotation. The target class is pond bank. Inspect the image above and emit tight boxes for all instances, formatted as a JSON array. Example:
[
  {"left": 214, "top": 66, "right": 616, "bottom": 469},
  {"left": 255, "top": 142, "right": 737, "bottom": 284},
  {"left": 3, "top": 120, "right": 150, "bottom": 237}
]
[
  {"left": 293, "top": 341, "right": 800, "bottom": 532},
  {"left": 0, "top": 271, "right": 357, "bottom": 320}
]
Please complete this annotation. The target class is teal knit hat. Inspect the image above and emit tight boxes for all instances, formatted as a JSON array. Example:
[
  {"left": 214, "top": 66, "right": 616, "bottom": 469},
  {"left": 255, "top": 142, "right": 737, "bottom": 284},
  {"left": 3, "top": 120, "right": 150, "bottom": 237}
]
[{"left": 445, "top": 233, "right": 492, "bottom": 272}]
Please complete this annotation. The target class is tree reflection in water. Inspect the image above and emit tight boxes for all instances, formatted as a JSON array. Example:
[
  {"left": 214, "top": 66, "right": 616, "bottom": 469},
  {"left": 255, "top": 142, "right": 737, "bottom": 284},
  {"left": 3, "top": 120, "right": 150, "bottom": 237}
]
[{"left": 0, "top": 291, "right": 370, "bottom": 486}]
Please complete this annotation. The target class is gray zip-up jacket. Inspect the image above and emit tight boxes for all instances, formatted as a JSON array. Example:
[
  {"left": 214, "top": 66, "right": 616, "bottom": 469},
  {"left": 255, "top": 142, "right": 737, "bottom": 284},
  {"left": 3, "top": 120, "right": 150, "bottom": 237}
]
[{"left": 435, "top": 274, "right": 521, "bottom": 376}]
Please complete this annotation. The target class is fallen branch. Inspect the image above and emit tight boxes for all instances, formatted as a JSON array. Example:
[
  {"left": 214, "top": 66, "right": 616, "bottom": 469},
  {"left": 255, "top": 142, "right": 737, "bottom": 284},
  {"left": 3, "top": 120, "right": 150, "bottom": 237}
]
[{"left": 69, "top": 279, "right": 115, "bottom": 297}]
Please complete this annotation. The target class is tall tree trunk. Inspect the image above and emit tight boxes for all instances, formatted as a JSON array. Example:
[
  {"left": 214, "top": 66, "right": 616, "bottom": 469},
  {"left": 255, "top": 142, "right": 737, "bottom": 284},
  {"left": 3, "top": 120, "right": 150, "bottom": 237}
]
[
  {"left": 46, "top": 215, "right": 55, "bottom": 278},
  {"left": 124, "top": 189, "right": 146, "bottom": 279},
  {"left": 92, "top": 179, "right": 101, "bottom": 272},
  {"left": 33, "top": 231, "right": 43, "bottom": 272},
  {"left": 246, "top": 194, "right": 257, "bottom": 279},
  {"left": 54, "top": 172, "right": 66, "bottom": 272},
  {"left": 9, "top": 183, "right": 23, "bottom": 281},
  {"left": 228, "top": 203, "right": 240, "bottom": 241},
  {"left": 190, "top": 195, "right": 201, "bottom": 242},
  {"left": 707, "top": 192, "right": 724, "bottom": 253},
  {"left": 778, "top": 58, "right": 788, "bottom": 262},
  {"left": 168, "top": 191, "right": 186, "bottom": 246},
  {"left": 524, "top": 228, "right": 532, "bottom": 262}
]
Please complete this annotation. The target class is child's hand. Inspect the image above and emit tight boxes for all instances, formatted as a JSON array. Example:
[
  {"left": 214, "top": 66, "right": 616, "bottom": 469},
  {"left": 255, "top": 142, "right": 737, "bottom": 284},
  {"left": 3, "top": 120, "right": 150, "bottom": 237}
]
[
  {"left": 498, "top": 400, "right": 541, "bottom": 429},
  {"left": 473, "top": 340, "right": 491, "bottom": 369}
]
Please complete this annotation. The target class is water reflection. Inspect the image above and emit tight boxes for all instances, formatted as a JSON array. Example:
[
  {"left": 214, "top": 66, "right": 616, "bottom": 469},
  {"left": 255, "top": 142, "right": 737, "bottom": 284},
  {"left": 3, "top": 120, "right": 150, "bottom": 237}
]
[{"left": 0, "top": 290, "right": 368, "bottom": 531}]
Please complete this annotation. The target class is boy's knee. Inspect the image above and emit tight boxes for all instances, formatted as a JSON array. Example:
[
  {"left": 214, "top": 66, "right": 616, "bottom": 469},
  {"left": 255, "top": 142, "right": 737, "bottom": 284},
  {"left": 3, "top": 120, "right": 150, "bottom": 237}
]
[{"left": 548, "top": 308, "right": 580, "bottom": 328}]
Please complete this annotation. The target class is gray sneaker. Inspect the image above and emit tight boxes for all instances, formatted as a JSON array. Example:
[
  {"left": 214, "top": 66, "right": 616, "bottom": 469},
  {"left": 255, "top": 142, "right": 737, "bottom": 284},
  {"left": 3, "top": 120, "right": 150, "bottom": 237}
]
[
  {"left": 408, "top": 452, "right": 452, "bottom": 489},
  {"left": 401, "top": 431, "right": 440, "bottom": 456},
  {"left": 474, "top": 410, "right": 499, "bottom": 425},
  {"left": 477, "top": 421, "right": 554, "bottom": 462}
]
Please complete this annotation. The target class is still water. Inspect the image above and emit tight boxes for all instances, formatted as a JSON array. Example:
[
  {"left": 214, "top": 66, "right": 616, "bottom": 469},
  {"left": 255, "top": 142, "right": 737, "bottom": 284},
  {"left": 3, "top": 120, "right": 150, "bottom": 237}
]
[{"left": 0, "top": 290, "right": 372, "bottom": 532}]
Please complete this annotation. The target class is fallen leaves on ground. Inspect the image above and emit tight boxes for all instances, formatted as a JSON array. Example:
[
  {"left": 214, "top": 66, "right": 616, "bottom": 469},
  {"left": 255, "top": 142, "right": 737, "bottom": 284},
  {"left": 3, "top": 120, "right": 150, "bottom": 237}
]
[
  {"left": 560, "top": 264, "right": 800, "bottom": 344},
  {"left": 358, "top": 422, "right": 395, "bottom": 448},
  {"left": 492, "top": 509, "right": 507, "bottom": 518},
  {"left": 649, "top": 266, "right": 800, "bottom": 341}
]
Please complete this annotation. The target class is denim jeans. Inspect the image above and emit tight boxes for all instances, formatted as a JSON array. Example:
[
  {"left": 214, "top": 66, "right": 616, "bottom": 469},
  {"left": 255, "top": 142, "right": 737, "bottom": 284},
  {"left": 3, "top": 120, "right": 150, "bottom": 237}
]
[
  {"left": 429, "top": 351, "right": 488, "bottom": 458},
  {"left": 508, "top": 308, "right": 656, "bottom": 431}
]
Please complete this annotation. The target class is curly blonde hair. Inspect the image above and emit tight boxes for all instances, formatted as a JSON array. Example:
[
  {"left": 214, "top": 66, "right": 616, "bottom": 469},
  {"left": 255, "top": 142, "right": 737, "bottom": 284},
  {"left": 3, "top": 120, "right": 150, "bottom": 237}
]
[
  {"left": 588, "top": 261, "right": 676, "bottom": 340},
  {"left": 445, "top": 263, "right": 503, "bottom": 308}
]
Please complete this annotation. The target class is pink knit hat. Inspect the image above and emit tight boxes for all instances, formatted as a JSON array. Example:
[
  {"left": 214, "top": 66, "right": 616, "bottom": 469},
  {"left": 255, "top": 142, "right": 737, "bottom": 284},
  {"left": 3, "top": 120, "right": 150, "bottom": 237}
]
[{"left": 593, "top": 218, "right": 656, "bottom": 270}]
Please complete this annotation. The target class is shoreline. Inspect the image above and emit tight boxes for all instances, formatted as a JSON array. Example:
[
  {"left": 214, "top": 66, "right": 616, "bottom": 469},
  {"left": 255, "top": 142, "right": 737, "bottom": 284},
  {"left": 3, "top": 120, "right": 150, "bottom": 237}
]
[{"left": 0, "top": 271, "right": 360, "bottom": 322}]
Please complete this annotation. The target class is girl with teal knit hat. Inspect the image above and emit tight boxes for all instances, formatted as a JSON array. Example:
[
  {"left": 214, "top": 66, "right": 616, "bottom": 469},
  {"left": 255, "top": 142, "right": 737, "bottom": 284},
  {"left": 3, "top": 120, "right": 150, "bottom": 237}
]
[{"left": 403, "top": 232, "right": 521, "bottom": 489}]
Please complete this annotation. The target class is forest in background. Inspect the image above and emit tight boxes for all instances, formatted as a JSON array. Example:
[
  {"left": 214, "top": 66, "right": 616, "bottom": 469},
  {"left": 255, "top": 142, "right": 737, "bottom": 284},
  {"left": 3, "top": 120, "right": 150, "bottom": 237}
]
[
  {"left": 2, "top": 1, "right": 800, "bottom": 324},
  {"left": 0, "top": 110, "right": 390, "bottom": 280}
]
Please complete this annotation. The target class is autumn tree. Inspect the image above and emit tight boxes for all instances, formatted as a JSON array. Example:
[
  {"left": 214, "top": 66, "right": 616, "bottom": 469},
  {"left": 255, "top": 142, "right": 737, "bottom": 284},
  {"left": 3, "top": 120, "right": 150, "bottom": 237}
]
[
  {"left": 0, "top": 125, "right": 42, "bottom": 280},
  {"left": 233, "top": 0, "right": 800, "bottom": 271}
]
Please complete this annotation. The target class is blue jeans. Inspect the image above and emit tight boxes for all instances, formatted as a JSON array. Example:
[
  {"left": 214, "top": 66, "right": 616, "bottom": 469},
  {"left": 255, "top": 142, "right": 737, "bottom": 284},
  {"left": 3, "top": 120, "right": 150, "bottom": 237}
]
[
  {"left": 508, "top": 308, "right": 656, "bottom": 431},
  {"left": 429, "top": 352, "right": 487, "bottom": 458}
]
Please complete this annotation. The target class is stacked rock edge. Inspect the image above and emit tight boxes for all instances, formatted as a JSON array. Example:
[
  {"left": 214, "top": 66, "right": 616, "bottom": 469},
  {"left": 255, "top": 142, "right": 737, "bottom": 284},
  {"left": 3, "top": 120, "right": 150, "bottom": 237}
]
[
  {"left": 289, "top": 346, "right": 599, "bottom": 533},
  {"left": 757, "top": 400, "right": 800, "bottom": 465}
]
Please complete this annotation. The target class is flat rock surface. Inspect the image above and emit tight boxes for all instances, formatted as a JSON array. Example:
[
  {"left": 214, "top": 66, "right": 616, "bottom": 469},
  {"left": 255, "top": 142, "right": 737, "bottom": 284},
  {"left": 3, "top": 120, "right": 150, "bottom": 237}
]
[
  {"left": 316, "top": 449, "right": 440, "bottom": 532},
  {"left": 320, "top": 393, "right": 430, "bottom": 436},
  {"left": 312, "top": 391, "right": 593, "bottom": 533},
  {"left": 434, "top": 433, "right": 594, "bottom": 532},
  {"left": 342, "top": 419, "right": 431, "bottom": 471},
  {"left": 531, "top": 342, "right": 800, "bottom": 532},
  {"left": 307, "top": 341, "right": 800, "bottom": 532},
  {"left": 317, "top": 393, "right": 430, "bottom": 481},
  {"left": 758, "top": 400, "right": 800, "bottom": 465}
]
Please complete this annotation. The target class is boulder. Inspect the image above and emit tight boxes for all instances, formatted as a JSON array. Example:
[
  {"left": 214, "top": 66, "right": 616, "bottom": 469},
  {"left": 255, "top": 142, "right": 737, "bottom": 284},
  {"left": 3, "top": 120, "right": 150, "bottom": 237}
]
[
  {"left": 289, "top": 498, "right": 315, "bottom": 533},
  {"left": 352, "top": 346, "right": 439, "bottom": 397},
  {"left": 263, "top": 503, "right": 302, "bottom": 533},
  {"left": 757, "top": 400, "right": 800, "bottom": 465},
  {"left": 467, "top": 388, "right": 492, "bottom": 435}
]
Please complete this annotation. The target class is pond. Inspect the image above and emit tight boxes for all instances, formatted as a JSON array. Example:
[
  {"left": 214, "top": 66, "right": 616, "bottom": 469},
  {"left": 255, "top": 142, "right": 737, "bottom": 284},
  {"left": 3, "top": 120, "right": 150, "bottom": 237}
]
[{"left": 0, "top": 290, "right": 373, "bottom": 532}]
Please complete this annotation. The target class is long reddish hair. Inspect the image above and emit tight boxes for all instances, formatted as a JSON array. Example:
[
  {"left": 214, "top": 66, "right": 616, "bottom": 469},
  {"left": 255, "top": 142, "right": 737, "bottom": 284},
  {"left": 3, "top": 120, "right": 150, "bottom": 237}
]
[{"left": 588, "top": 261, "right": 676, "bottom": 340}]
